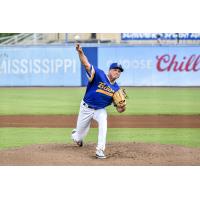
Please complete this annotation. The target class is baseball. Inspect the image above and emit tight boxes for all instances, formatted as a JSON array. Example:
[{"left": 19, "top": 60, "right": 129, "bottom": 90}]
[{"left": 74, "top": 35, "right": 80, "bottom": 41}]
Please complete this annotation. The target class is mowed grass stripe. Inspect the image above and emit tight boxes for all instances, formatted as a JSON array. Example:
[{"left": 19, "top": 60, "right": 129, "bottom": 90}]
[
  {"left": 0, "top": 87, "right": 200, "bottom": 115},
  {"left": 0, "top": 128, "right": 200, "bottom": 149}
]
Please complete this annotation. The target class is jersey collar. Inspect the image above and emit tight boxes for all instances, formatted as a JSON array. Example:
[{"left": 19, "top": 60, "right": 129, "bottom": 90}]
[{"left": 106, "top": 75, "right": 115, "bottom": 85}]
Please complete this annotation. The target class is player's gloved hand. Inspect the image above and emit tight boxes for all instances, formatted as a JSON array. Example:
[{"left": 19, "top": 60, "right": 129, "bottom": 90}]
[{"left": 113, "top": 88, "right": 127, "bottom": 108}]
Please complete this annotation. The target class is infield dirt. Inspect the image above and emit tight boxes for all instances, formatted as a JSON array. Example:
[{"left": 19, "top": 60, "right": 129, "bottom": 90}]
[
  {"left": 0, "top": 115, "right": 200, "bottom": 128},
  {"left": 1, "top": 115, "right": 200, "bottom": 165},
  {"left": 0, "top": 143, "right": 200, "bottom": 165}
]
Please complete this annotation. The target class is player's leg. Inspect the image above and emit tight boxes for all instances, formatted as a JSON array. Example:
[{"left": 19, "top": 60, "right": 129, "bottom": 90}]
[
  {"left": 72, "top": 101, "right": 94, "bottom": 144},
  {"left": 93, "top": 108, "right": 107, "bottom": 158}
]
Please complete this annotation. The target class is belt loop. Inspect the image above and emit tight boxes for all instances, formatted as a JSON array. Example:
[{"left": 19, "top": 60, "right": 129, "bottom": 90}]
[
  {"left": 83, "top": 101, "right": 94, "bottom": 109},
  {"left": 83, "top": 101, "right": 88, "bottom": 108},
  {"left": 84, "top": 102, "right": 87, "bottom": 108}
]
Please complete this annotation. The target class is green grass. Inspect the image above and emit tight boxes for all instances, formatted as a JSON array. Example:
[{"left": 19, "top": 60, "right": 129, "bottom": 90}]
[
  {"left": 0, "top": 128, "right": 200, "bottom": 149},
  {"left": 110, "top": 87, "right": 200, "bottom": 115},
  {"left": 0, "top": 88, "right": 85, "bottom": 115},
  {"left": 0, "top": 87, "right": 200, "bottom": 115}
]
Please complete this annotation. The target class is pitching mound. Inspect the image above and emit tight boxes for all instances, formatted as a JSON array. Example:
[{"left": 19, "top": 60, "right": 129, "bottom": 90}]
[{"left": 0, "top": 142, "right": 200, "bottom": 166}]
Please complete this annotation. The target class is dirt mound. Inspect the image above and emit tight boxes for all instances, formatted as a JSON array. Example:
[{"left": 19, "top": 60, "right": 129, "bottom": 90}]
[{"left": 0, "top": 142, "right": 200, "bottom": 166}]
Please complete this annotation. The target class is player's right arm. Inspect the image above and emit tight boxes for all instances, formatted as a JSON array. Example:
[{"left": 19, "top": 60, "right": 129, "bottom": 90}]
[
  {"left": 116, "top": 105, "right": 126, "bottom": 113},
  {"left": 76, "top": 43, "right": 90, "bottom": 71},
  {"left": 76, "top": 43, "right": 95, "bottom": 82}
]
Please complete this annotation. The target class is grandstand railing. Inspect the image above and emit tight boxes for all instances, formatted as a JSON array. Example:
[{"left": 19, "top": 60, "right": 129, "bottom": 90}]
[{"left": 0, "top": 33, "right": 45, "bottom": 45}]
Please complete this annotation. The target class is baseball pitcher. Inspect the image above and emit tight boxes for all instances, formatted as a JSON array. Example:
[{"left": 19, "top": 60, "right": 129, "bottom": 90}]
[{"left": 71, "top": 44, "right": 127, "bottom": 159}]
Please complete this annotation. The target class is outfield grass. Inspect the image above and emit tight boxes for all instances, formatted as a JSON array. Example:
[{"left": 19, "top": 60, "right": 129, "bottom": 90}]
[
  {"left": 0, "top": 88, "right": 84, "bottom": 115},
  {"left": 0, "top": 128, "right": 200, "bottom": 149},
  {"left": 0, "top": 87, "right": 200, "bottom": 115}
]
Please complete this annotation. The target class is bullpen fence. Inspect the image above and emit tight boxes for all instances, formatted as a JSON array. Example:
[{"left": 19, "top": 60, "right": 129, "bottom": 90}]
[{"left": 0, "top": 45, "right": 200, "bottom": 86}]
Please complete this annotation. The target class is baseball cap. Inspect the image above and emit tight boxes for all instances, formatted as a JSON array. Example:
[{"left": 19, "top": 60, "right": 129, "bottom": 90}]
[{"left": 109, "top": 63, "right": 124, "bottom": 72}]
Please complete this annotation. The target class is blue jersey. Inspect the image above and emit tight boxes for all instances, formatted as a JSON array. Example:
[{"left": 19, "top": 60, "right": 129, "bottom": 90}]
[{"left": 83, "top": 65, "right": 120, "bottom": 109}]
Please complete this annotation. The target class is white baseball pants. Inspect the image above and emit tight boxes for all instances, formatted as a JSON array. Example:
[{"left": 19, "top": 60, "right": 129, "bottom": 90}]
[{"left": 72, "top": 100, "right": 107, "bottom": 151}]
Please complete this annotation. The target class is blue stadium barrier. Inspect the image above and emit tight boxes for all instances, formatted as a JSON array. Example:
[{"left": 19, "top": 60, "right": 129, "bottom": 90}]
[
  {"left": 98, "top": 46, "right": 200, "bottom": 86},
  {"left": 0, "top": 46, "right": 81, "bottom": 86},
  {"left": 0, "top": 45, "right": 200, "bottom": 86}
]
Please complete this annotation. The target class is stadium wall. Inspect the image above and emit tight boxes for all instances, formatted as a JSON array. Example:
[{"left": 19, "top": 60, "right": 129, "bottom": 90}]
[{"left": 0, "top": 45, "right": 200, "bottom": 86}]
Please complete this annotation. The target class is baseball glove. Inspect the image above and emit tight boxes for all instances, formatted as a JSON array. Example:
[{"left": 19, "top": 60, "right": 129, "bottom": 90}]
[{"left": 113, "top": 88, "right": 127, "bottom": 108}]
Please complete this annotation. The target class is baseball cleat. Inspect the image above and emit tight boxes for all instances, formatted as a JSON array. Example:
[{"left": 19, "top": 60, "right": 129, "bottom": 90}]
[
  {"left": 75, "top": 140, "right": 83, "bottom": 147},
  {"left": 71, "top": 129, "right": 83, "bottom": 147},
  {"left": 96, "top": 149, "right": 106, "bottom": 159}
]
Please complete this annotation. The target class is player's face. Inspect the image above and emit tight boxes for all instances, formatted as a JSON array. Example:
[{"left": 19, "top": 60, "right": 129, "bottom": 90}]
[{"left": 109, "top": 69, "right": 121, "bottom": 80}]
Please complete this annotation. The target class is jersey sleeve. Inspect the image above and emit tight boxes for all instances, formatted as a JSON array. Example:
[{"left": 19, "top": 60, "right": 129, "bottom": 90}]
[{"left": 85, "top": 65, "right": 96, "bottom": 82}]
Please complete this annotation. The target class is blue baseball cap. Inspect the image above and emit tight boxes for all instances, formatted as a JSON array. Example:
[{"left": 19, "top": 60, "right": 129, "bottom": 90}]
[{"left": 109, "top": 63, "right": 124, "bottom": 72}]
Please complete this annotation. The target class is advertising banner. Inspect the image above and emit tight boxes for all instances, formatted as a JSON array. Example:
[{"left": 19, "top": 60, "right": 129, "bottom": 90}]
[
  {"left": 121, "top": 33, "right": 200, "bottom": 40},
  {"left": 0, "top": 46, "right": 80, "bottom": 86},
  {"left": 98, "top": 46, "right": 200, "bottom": 86}
]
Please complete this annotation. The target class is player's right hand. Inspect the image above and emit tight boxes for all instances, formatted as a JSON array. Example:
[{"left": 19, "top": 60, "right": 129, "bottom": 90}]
[{"left": 76, "top": 43, "right": 83, "bottom": 54}]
